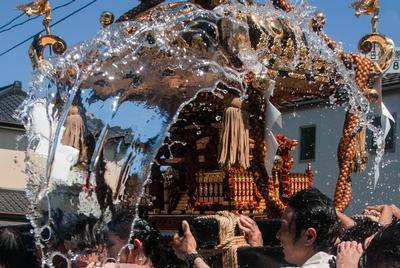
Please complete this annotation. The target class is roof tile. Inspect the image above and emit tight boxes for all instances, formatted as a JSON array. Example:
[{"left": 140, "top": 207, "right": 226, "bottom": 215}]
[
  {"left": 382, "top": 73, "right": 400, "bottom": 87},
  {"left": 0, "top": 188, "right": 28, "bottom": 215},
  {"left": 0, "top": 82, "right": 26, "bottom": 126}
]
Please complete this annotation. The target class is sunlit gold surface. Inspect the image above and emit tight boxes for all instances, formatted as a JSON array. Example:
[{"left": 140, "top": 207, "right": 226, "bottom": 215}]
[
  {"left": 29, "top": 35, "right": 67, "bottom": 68},
  {"left": 17, "top": 0, "right": 51, "bottom": 16},
  {"left": 311, "top": 11, "right": 326, "bottom": 32},
  {"left": 358, "top": 33, "right": 395, "bottom": 74},
  {"left": 367, "top": 88, "right": 379, "bottom": 102},
  {"left": 17, "top": 0, "right": 52, "bottom": 34},
  {"left": 352, "top": 0, "right": 379, "bottom": 32},
  {"left": 100, "top": 11, "right": 115, "bottom": 28}
]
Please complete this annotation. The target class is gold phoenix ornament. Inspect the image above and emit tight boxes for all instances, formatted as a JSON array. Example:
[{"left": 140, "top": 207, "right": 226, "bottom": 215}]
[
  {"left": 17, "top": 0, "right": 67, "bottom": 69},
  {"left": 17, "top": 0, "right": 52, "bottom": 34},
  {"left": 352, "top": 0, "right": 379, "bottom": 33}
]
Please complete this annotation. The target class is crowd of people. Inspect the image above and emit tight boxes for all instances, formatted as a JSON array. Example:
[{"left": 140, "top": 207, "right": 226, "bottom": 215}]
[
  {"left": 0, "top": 188, "right": 399, "bottom": 268},
  {"left": 171, "top": 188, "right": 400, "bottom": 268}
]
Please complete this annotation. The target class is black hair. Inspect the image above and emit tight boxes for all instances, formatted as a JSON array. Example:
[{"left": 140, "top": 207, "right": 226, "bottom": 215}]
[
  {"left": 339, "top": 217, "right": 382, "bottom": 244},
  {"left": 45, "top": 208, "right": 98, "bottom": 250},
  {"left": 107, "top": 210, "right": 134, "bottom": 240},
  {"left": 361, "top": 221, "right": 400, "bottom": 268},
  {"left": 107, "top": 212, "right": 161, "bottom": 266},
  {"left": 130, "top": 218, "right": 161, "bottom": 264},
  {"left": 287, "top": 187, "right": 339, "bottom": 253},
  {"left": 0, "top": 228, "right": 39, "bottom": 268}
]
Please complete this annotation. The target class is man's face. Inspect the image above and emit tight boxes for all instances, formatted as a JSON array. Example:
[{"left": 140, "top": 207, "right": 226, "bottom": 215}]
[{"left": 276, "top": 206, "right": 308, "bottom": 266}]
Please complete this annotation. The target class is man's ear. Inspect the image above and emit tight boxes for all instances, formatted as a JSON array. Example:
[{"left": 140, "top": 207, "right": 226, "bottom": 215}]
[{"left": 304, "top": 227, "right": 317, "bottom": 246}]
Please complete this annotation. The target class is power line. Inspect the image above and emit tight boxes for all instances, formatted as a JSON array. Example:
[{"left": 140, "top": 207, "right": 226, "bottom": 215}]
[
  {"left": 0, "top": 0, "right": 98, "bottom": 58},
  {"left": 0, "top": 15, "right": 42, "bottom": 35},
  {"left": 51, "top": 0, "right": 97, "bottom": 28},
  {"left": 0, "top": 13, "right": 25, "bottom": 30},
  {"left": 0, "top": 0, "right": 78, "bottom": 35}
]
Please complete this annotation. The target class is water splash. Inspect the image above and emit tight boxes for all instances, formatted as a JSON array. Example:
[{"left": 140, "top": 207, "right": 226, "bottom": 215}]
[{"left": 16, "top": 0, "right": 386, "bottom": 266}]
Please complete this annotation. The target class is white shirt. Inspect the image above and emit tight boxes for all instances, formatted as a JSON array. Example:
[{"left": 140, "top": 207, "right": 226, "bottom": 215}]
[{"left": 300, "top": 251, "right": 336, "bottom": 268}]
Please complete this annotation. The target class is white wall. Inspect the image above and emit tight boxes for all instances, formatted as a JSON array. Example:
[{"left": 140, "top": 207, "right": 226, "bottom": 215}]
[
  {"left": 275, "top": 90, "right": 400, "bottom": 215},
  {"left": 0, "top": 127, "right": 26, "bottom": 189},
  {"left": 0, "top": 148, "right": 26, "bottom": 189}
]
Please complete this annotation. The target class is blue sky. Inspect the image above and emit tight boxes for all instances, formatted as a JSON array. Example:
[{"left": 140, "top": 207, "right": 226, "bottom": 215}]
[{"left": 0, "top": 0, "right": 399, "bottom": 88}]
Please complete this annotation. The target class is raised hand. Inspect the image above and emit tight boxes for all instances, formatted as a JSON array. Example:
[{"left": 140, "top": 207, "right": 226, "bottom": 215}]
[
  {"left": 238, "top": 215, "right": 263, "bottom": 247},
  {"left": 171, "top": 220, "right": 198, "bottom": 260},
  {"left": 336, "top": 241, "right": 363, "bottom": 268}
]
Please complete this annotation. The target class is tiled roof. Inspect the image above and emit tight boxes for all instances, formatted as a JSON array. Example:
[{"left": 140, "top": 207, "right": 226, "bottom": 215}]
[
  {"left": 382, "top": 73, "right": 400, "bottom": 87},
  {"left": 0, "top": 188, "right": 28, "bottom": 216},
  {"left": 0, "top": 81, "right": 26, "bottom": 127}
]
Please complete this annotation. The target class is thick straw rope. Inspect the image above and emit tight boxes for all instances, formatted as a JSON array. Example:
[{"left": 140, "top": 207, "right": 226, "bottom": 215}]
[
  {"left": 196, "top": 211, "right": 249, "bottom": 268},
  {"left": 217, "top": 235, "right": 249, "bottom": 268}
]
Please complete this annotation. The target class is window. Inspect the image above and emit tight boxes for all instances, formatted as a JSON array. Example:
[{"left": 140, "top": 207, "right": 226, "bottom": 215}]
[
  {"left": 367, "top": 113, "right": 396, "bottom": 153},
  {"left": 300, "top": 125, "right": 316, "bottom": 161}
]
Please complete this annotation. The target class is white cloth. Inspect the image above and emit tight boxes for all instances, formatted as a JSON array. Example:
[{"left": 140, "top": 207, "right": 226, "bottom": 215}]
[
  {"left": 282, "top": 252, "right": 336, "bottom": 268},
  {"left": 31, "top": 101, "right": 80, "bottom": 184},
  {"left": 301, "top": 251, "right": 335, "bottom": 268},
  {"left": 263, "top": 80, "right": 282, "bottom": 176}
]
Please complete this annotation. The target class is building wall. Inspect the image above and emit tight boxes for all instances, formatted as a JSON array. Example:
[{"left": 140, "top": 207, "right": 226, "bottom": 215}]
[
  {"left": 0, "top": 148, "right": 25, "bottom": 189},
  {"left": 0, "top": 127, "right": 26, "bottom": 189},
  {"left": 0, "top": 127, "right": 26, "bottom": 150},
  {"left": 275, "top": 89, "right": 400, "bottom": 214}
]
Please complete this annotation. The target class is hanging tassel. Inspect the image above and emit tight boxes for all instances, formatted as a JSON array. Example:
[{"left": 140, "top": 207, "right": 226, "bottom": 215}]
[
  {"left": 218, "top": 97, "right": 250, "bottom": 169},
  {"left": 351, "top": 127, "right": 367, "bottom": 172},
  {"left": 61, "top": 105, "right": 87, "bottom": 163}
]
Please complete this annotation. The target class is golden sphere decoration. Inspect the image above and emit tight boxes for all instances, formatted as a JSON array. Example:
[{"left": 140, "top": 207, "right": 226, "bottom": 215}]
[
  {"left": 273, "top": 155, "right": 283, "bottom": 169},
  {"left": 100, "top": 11, "right": 115, "bottom": 28},
  {"left": 367, "top": 88, "right": 379, "bottom": 102},
  {"left": 251, "top": 74, "right": 270, "bottom": 90},
  {"left": 312, "top": 11, "right": 326, "bottom": 32}
]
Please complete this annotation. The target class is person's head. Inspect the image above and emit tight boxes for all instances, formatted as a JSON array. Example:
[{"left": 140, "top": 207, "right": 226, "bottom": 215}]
[
  {"left": 106, "top": 211, "right": 134, "bottom": 259},
  {"left": 0, "top": 228, "right": 25, "bottom": 268},
  {"left": 339, "top": 217, "right": 382, "bottom": 244},
  {"left": 0, "top": 228, "right": 38, "bottom": 268},
  {"left": 129, "top": 218, "right": 161, "bottom": 265},
  {"left": 107, "top": 212, "right": 160, "bottom": 266},
  {"left": 361, "top": 221, "right": 400, "bottom": 268},
  {"left": 276, "top": 188, "right": 339, "bottom": 266}
]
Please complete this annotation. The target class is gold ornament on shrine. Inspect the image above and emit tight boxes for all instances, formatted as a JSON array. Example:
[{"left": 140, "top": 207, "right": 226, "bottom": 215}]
[
  {"left": 17, "top": 0, "right": 67, "bottom": 69},
  {"left": 17, "top": 0, "right": 52, "bottom": 34},
  {"left": 100, "top": 11, "right": 115, "bottom": 28}
]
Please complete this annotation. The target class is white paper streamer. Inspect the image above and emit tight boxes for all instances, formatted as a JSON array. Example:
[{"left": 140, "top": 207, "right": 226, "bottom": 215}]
[
  {"left": 381, "top": 102, "right": 395, "bottom": 139},
  {"left": 373, "top": 101, "right": 395, "bottom": 188},
  {"left": 263, "top": 80, "right": 282, "bottom": 176}
]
